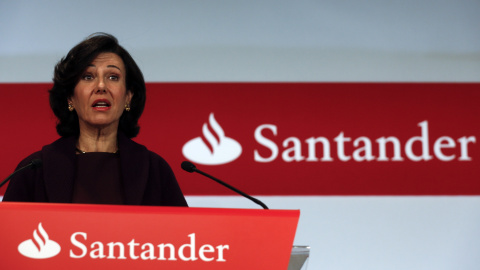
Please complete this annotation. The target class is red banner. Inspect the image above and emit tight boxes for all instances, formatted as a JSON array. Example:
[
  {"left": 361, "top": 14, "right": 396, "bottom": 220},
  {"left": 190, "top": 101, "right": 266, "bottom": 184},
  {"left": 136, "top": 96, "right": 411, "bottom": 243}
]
[
  {"left": 1, "top": 83, "right": 479, "bottom": 195},
  {"left": 0, "top": 202, "right": 299, "bottom": 269}
]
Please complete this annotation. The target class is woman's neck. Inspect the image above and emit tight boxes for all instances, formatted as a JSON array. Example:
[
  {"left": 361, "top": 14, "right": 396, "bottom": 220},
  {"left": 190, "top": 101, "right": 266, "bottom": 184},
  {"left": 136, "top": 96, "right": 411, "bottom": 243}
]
[{"left": 77, "top": 127, "right": 118, "bottom": 153}]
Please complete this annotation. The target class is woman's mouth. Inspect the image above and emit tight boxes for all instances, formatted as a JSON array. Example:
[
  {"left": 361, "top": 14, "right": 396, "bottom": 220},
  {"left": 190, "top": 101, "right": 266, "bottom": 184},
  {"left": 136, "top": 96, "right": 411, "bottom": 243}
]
[
  {"left": 93, "top": 101, "right": 110, "bottom": 107},
  {"left": 92, "top": 100, "right": 111, "bottom": 110}
]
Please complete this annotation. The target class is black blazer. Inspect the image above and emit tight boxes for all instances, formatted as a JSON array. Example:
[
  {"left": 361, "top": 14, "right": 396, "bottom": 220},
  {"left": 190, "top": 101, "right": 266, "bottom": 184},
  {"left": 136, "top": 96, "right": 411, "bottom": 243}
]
[{"left": 3, "top": 132, "right": 188, "bottom": 206}]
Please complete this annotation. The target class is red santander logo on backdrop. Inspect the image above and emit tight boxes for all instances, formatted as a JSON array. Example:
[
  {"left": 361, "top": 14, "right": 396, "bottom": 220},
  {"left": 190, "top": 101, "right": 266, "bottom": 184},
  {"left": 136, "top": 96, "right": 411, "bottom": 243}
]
[
  {"left": 169, "top": 84, "right": 480, "bottom": 196},
  {"left": 182, "top": 113, "right": 476, "bottom": 165}
]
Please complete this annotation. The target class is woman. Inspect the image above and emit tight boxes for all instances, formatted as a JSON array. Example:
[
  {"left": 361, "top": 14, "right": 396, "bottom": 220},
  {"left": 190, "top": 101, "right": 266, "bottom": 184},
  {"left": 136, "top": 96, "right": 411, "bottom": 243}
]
[{"left": 3, "top": 33, "right": 188, "bottom": 206}]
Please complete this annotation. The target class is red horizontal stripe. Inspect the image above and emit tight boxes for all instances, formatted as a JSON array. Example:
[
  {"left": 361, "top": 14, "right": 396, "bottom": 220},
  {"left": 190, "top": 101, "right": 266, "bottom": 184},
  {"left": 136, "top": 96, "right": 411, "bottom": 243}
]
[{"left": 1, "top": 83, "right": 479, "bottom": 195}]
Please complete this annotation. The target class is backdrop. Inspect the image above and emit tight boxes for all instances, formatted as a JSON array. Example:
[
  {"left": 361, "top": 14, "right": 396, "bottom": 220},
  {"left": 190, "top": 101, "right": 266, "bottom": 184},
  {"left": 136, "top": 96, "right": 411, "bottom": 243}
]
[{"left": 1, "top": 1, "right": 480, "bottom": 270}]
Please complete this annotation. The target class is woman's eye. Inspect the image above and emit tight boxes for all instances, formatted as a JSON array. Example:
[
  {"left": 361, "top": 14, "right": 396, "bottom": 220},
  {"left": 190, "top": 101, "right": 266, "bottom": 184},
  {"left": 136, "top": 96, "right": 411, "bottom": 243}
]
[
  {"left": 109, "top": 75, "right": 119, "bottom": 81},
  {"left": 82, "top": 74, "right": 93, "bottom": 80}
]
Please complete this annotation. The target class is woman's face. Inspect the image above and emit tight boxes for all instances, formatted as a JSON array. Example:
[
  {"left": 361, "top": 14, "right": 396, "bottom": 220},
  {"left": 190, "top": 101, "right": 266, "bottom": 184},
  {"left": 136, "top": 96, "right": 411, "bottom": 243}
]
[{"left": 69, "top": 52, "right": 133, "bottom": 133}]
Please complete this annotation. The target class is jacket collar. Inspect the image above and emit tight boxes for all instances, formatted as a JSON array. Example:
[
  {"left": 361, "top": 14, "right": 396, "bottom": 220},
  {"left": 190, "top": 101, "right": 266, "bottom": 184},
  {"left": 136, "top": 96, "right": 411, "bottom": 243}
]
[{"left": 42, "top": 133, "right": 149, "bottom": 204}]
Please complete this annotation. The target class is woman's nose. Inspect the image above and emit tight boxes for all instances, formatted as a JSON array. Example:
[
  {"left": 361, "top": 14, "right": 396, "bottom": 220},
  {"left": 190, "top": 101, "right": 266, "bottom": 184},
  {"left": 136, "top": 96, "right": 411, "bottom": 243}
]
[{"left": 96, "top": 78, "right": 107, "bottom": 93}]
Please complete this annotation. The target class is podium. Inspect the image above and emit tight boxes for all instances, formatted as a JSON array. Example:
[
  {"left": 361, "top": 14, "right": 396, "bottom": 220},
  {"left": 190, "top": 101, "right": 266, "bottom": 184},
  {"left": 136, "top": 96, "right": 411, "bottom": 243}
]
[{"left": 0, "top": 202, "right": 300, "bottom": 269}]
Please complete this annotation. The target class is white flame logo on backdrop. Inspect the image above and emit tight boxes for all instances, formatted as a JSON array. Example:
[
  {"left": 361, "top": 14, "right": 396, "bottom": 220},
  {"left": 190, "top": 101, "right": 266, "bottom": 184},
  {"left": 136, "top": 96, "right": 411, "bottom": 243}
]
[
  {"left": 18, "top": 223, "right": 61, "bottom": 259},
  {"left": 183, "top": 113, "right": 242, "bottom": 165}
]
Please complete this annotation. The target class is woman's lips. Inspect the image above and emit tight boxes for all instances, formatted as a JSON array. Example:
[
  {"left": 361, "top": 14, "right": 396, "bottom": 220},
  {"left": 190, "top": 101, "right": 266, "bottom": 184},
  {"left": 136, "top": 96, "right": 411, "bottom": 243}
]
[{"left": 92, "top": 99, "right": 111, "bottom": 111}]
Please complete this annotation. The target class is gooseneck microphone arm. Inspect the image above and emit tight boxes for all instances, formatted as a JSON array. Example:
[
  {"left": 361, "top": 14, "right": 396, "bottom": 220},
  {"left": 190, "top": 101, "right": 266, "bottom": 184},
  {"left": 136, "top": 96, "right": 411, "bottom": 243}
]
[
  {"left": 0, "top": 159, "right": 43, "bottom": 188},
  {"left": 181, "top": 161, "right": 269, "bottom": 210}
]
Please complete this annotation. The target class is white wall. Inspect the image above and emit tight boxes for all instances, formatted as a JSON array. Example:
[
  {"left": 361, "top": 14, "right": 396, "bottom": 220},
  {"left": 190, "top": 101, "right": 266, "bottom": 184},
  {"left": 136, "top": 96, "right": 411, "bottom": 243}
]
[{"left": 1, "top": 0, "right": 479, "bottom": 82}]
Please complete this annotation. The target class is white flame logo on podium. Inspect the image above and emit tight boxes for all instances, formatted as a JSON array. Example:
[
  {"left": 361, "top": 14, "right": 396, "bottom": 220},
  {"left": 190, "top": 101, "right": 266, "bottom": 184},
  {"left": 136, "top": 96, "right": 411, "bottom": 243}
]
[
  {"left": 183, "top": 113, "right": 242, "bottom": 165},
  {"left": 18, "top": 223, "right": 61, "bottom": 259}
]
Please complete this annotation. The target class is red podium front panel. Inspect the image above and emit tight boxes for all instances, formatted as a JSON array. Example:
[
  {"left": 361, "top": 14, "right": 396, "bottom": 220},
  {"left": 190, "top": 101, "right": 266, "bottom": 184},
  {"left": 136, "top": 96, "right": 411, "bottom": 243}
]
[{"left": 0, "top": 203, "right": 299, "bottom": 270}]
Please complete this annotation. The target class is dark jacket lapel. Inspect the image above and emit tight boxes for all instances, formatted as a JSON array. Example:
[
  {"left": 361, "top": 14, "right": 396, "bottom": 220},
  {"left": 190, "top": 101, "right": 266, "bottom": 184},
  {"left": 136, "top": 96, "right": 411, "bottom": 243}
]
[
  {"left": 42, "top": 136, "right": 76, "bottom": 203},
  {"left": 118, "top": 132, "right": 150, "bottom": 205}
]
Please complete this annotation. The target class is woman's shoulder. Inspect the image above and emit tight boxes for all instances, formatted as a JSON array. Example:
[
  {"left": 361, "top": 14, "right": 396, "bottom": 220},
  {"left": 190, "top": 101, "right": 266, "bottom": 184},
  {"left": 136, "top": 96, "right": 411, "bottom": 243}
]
[
  {"left": 15, "top": 151, "right": 43, "bottom": 169},
  {"left": 147, "top": 151, "right": 173, "bottom": 170},
  {"left": 118, "top": 133, "right": 165, "bottom": 160},
  {"left": 16, "top": 136, "right": 74, "bottom": 169},
  {"left": 146, "top": 148, "right": 166, "bottom": 161}
]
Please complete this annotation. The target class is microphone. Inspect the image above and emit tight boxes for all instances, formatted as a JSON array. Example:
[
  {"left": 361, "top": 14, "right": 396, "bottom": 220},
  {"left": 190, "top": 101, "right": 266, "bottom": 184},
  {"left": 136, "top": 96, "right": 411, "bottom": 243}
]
[
  {"left": 0, "top": 159, "right": 43, "bottom": 188},
  {"left": 181, "top": 161, "right": 269, "bottom": 209}
]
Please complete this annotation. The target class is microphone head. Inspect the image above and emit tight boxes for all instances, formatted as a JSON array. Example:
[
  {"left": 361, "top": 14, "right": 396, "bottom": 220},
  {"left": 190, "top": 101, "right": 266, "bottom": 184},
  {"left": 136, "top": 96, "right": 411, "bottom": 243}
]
[
  {"left": 181, "top": 161, "right": 197, "bottom": 173},
  {"left": 31, "top": 159, "right": 43, "bottom": 168}
]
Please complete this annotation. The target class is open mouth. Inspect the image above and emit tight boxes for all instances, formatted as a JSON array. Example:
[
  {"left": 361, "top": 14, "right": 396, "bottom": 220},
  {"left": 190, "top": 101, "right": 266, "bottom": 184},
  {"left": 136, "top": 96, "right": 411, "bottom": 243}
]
[{"left": 92, "top": 100, "right": 111, "bottom": 108}]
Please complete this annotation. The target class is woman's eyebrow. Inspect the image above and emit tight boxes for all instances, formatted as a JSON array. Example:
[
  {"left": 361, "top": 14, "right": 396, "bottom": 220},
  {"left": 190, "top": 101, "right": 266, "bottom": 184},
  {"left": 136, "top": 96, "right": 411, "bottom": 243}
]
[
  {"left": 107, "top": 65, "right": 121, "bottom": 71},
  {"left": 86, "top": 64, "right": 121, "bottom": 71}
]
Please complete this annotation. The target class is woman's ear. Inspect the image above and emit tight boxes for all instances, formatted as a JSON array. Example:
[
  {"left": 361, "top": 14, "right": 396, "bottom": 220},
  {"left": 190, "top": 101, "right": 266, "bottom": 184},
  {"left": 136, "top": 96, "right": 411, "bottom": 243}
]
[
  {"left": 67, "top": 97, "right": 75, "bottom": 112},
  {"left": 67, "top": 96, "right": 74, "bottom": 105},
  {"left": 127, "top": 90, "right": 134, "bottom": 104}
]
